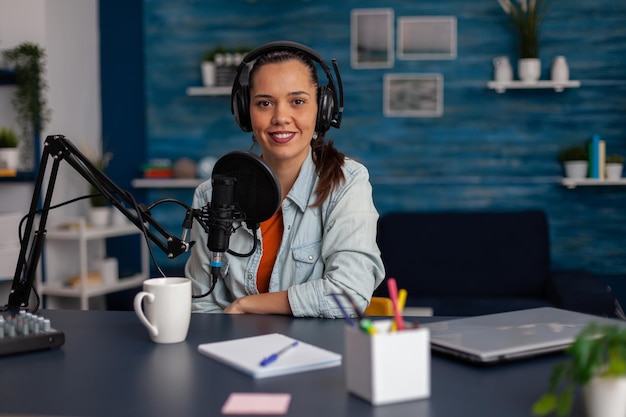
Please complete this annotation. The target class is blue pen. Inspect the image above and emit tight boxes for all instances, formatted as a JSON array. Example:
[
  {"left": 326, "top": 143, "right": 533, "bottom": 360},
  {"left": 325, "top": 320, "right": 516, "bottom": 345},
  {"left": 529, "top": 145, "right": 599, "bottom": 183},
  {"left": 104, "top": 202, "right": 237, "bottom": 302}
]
[
  {"left": 330, "top": 293, "right": 357, "bottom": 327},
  {"left": 259, "top": 341, "right": 299, "bottom": 367}
]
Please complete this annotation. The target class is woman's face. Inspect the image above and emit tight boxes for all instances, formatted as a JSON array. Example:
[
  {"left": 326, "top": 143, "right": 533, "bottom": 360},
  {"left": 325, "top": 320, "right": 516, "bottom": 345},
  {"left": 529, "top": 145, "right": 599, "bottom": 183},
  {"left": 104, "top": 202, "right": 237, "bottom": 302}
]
[{"left": 249, "top": 59, "right": 318, "bottom": 168}]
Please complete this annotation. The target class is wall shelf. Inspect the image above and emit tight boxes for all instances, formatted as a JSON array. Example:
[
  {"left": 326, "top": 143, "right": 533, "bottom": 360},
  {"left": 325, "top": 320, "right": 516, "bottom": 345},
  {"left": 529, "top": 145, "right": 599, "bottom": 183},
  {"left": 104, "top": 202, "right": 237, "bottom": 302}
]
[
  {"left": 38, "top": 219, "right": 149, "bottom": 310},
  {"left": 487, "top": 80, "right": 581, "bottom": 93},
  {"left": 132, "top": 178, "right": 205, "bottom": 188},
  {"left": 561, "top": 178, "right": 626, "bottom": 189},
  {"left": 186, "top": 86, "right": 231, "bottom": 96}
]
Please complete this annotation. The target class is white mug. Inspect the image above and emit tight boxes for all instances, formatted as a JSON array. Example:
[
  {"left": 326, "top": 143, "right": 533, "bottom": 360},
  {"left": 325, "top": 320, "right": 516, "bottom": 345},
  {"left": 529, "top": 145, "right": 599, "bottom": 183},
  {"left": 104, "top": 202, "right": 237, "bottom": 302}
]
[{"left": 134, "top": 277, "right": 192, "bottom": 344}]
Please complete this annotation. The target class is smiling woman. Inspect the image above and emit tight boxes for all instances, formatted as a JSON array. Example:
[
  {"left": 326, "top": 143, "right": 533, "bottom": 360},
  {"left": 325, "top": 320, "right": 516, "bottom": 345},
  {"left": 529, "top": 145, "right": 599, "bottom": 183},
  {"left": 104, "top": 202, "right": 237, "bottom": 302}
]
[{"left": 185, "top": 41, "right": 385, "bottom": 318}]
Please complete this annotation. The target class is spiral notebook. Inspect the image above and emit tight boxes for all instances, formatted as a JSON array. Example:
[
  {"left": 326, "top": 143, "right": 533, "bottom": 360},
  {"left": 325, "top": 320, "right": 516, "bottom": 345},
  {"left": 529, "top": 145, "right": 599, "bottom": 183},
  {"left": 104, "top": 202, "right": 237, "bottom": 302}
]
[{"left": 198, "top": 333, "right": 342, "bottom": 379}]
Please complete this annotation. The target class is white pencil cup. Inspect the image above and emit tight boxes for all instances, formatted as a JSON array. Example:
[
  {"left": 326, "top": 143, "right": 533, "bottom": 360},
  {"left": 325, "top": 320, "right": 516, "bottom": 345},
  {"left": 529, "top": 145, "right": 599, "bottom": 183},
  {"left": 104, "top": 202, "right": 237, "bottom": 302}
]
[{"left": 344, "top": 320, "right": 430, "bottom": 405}]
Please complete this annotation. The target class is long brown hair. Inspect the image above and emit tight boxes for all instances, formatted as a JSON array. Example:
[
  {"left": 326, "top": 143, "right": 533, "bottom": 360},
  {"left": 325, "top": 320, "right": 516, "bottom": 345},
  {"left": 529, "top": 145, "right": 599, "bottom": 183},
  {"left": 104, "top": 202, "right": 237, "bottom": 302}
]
[{"left": 249, "top": 49, "right": 345, "bottom": 207}]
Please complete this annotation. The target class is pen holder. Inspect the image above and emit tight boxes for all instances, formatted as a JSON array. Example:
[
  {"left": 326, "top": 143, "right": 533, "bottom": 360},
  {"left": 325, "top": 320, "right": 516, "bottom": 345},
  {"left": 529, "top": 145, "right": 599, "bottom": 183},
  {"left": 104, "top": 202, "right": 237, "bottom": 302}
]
[{"left": 344, "top": 320, "right": 430, "bottom": 405}]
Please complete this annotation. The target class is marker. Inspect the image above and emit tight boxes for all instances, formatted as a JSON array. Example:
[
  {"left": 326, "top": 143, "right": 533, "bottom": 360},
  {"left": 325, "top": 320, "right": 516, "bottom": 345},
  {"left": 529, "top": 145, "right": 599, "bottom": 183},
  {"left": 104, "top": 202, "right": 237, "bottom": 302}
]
[
  {"left": 391, "top": 288, "right": 408, "bottom": 331},
  {"left": 259, "top": 341, "right": 299, "bottom": 367},
  {"left": 398, "top": 288, "right": 407, "bottom": 312},
  {"left": 359, "top": 318, "right": 377, "bottom": 334},
  {"left": 330, "top": 292, "right": 357, "bottom": 327},
  {"left": 387, "top": 278, "right": 405, "bottom": 331}
]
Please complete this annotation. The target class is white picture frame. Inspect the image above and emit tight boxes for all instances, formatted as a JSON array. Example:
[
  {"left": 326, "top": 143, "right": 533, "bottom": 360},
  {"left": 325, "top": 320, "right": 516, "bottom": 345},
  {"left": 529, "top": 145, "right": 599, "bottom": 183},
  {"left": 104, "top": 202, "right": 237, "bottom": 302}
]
[
  {"left": 383, "top": 73, "right": 443, "bottom": 117},
  {"left": 397, "top": 16, "right": 457, "bottom": 60},
  {"left": 351, "top": 8, "right": 394, "bottom": 69}
]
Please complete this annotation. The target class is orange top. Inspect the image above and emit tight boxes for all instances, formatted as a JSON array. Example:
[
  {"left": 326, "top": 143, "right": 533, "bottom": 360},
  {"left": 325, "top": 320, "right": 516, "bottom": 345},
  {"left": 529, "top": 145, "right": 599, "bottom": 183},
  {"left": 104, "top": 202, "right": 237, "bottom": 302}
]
[{"left": 257, "top": 209, "right": 284, "bottom": 293}]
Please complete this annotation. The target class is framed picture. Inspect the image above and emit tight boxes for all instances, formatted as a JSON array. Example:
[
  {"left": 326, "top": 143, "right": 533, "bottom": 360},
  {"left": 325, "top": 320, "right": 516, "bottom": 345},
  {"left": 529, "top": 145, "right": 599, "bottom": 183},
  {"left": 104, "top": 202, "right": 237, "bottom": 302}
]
[
  {"left": 351, "top": 8, "right": 394, "bottom": 69},
  {"left": 397, "top": 16, "right": 457, "bottom": 60},
  {"left": 383, "top": 74, "right": 443, "bottom": 117}
]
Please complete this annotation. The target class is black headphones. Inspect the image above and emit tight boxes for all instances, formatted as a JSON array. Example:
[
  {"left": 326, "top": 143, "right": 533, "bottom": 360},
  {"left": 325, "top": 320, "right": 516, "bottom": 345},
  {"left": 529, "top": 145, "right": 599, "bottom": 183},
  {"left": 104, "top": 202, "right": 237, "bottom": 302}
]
[{"left": 230, "top": 41, "right": 344, "bottom": 134}]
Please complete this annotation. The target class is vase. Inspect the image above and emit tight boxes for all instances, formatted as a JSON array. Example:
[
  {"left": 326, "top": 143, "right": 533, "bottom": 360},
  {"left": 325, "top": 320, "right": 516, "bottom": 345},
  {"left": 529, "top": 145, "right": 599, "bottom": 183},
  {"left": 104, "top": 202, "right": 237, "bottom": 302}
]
[
  {"left": 493, "top": 56, "right": 513, "bottom": 82},
  {"left": 563, "top": 161, "right": 588, "bottom": 179},
  {"left": 201, "top": 61, "right": 216, "bottom": 86},
  {"left": 0, "top": 148, "right": 19, "bottom": 170},
  {"left": 551, "top": 56, "right": 569, "bottom": 83},
  {"left": 606, "top": 163, "right": 623, "bottom": 181},
  {"left": 583, "top": 376, "right": 626, "bottom": 417},
  {"left": 89, "top": 207, "right": 111, "bottom": 227},
  {"left": 518, "top": 58, "right": 541, "bottom": 83}
]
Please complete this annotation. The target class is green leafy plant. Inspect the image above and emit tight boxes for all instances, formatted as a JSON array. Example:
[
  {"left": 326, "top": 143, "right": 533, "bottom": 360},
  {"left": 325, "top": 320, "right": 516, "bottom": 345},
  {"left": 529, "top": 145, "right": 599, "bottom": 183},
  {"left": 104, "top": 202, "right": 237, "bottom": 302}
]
[
  {"left": 558, "top": 145, "right": 588, "bottom": 162},
  {"left": 85, "top": 149, "right": 113, "bottom": 207},
  {"left": 532, "top": 323, "right": 626, "bottom": 416},
  {"left": 0, "top": 127, "right": 18, "bottom": 148},
  {"left": 497, "top": 0, "right": 556, "bottom": 58},
  {"left": 2, "top": 42, "right": 51, "bottom": 165},
  {"left": 202, "top": 46, "right": 227, "bottom": 62},
  {"left": 606, "top": 154, "right": 625, "bottom": 164}
]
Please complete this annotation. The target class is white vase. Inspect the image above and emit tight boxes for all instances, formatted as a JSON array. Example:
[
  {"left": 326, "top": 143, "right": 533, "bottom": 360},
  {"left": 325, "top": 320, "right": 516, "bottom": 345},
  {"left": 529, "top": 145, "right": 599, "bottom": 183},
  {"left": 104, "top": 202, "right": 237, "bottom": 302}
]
[
  {"left": 493, "top": 56, "right": 513, "bottom": 82},
  {"left": 0, "top": 148, "right": 19, "bottom": 170},
  {"left": 551, "top": 56, "right": 570, "bottom": 83},
  {"left": 606, "top": 163, "right": 623, "bottom": 181},
  {"left": 89, "top": 207, "right": 111, "bottom": 227},
  {"left": 518, "top": 58, "right": 541, "bottom": 83},
  {"left": 583, "top": 376, "right": 626, "bottom": 417},
  {"left": 563, "top": 161, "right": 588, "bottom": 179},
  {"left": 201, "top": 61, "right": 216, "bottom": 86}
]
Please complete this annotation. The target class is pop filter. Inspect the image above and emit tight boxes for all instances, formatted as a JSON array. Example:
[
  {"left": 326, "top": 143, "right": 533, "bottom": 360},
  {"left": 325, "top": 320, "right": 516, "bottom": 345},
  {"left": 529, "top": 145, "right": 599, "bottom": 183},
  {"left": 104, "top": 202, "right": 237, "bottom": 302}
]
[{"left": 211, "top": 151, "right": 281, "bottom": 226}]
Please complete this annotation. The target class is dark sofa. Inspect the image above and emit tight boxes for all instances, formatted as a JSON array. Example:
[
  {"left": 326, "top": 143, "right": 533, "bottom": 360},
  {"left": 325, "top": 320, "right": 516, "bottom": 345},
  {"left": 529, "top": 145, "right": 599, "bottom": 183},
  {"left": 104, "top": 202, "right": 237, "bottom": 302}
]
[{"left": 375, "top": 210, "right": 620, "bottom": 317}]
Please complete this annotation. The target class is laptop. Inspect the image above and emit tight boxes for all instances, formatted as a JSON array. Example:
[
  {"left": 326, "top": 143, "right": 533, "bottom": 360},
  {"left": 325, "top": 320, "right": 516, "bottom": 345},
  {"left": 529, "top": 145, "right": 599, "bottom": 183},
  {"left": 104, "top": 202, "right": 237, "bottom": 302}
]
[{"left": 421, "top": 307, "right": 626, "bottom": 364}]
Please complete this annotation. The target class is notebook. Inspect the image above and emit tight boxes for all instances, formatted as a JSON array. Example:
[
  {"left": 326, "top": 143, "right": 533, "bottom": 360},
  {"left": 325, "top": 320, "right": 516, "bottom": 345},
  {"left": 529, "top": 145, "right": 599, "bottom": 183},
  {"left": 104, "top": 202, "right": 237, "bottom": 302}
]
[
  {"left": 198, "top": 333, "right": 342, "bottom": 379},
  {"left": 421, "top": 307, "right": 626, "bottom": 364}
]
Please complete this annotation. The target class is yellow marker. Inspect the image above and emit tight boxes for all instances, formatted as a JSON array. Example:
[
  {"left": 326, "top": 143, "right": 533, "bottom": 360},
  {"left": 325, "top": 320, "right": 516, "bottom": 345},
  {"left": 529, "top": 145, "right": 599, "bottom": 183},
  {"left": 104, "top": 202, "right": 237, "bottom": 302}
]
[
  {"left": 398, "top": 289, "right": 407, "bottom": 312},
  {"left": 391, "top": 289, "right": 408, "bottom": 331}
]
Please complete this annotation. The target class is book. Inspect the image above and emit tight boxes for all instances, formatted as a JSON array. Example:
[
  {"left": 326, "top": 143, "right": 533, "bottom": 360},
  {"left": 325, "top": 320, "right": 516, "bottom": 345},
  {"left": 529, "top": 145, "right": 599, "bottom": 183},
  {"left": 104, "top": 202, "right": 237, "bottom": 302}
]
[
  {"left": 588, "top": 135, "right": 606, "bottom": 179},
  {"left": 198, "top": 333, "right": 342, "bottom": 379},
  {"left": 599, "top": 139, "right": 606, "bottom": 180}
]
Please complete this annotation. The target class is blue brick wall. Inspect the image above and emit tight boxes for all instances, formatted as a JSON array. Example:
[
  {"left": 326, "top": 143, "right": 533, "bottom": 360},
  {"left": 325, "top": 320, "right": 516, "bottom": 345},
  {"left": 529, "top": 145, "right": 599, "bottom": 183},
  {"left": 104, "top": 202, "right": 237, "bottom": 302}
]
[{"left": 140, "top": 0, "right": 626, "bottom": 280}]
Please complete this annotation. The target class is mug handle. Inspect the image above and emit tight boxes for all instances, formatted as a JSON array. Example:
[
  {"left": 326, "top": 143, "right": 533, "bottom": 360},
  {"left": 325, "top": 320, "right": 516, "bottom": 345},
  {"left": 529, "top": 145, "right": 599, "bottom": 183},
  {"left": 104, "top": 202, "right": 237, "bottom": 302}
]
[{"left": 134, "top": 291, "right": 159, "bottom": 337}]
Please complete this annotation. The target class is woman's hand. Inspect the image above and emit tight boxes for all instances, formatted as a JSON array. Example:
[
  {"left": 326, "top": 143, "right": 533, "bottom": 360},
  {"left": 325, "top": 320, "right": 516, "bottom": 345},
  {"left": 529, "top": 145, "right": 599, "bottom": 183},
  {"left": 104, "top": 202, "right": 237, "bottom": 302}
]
[{"left": 223, "top": 298, "right": 247, "bottom": 314}]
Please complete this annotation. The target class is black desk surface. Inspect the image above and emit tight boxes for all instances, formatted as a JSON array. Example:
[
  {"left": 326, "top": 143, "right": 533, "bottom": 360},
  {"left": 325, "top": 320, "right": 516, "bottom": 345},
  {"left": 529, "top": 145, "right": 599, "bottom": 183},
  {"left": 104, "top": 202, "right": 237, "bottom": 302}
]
[{"left": 0, "top": 310, "right": 587, "bottom": 417}]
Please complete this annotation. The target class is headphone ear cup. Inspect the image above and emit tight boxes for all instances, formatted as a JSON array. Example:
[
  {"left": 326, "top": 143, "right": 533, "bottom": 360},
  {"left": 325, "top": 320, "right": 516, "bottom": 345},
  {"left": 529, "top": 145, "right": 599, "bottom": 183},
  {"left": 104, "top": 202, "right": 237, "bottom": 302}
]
[
  {"left": 233, "top": 84, "right": 252, "bottom": 132},
  {"left": 316, "top": 85, "right": 335, "bottom": 133}
]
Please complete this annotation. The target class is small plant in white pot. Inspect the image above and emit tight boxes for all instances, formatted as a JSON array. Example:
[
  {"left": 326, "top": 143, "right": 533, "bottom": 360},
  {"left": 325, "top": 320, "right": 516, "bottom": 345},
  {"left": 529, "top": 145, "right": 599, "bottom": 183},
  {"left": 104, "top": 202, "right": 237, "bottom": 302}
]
[
  {"left": 558, "top": 145, "right": 588, "bottom": 179},
  {"left": 532, "top": 323, "right": 626, "bottom": 417},
  {"left": 605, "top": 154, "right": 624, "bottom": 181},
  {"left": 86, "top": 149, "right": 113, "bottom": 227},
  {"left": 0, "top": 126, "right": 19, "bottom": 170}
]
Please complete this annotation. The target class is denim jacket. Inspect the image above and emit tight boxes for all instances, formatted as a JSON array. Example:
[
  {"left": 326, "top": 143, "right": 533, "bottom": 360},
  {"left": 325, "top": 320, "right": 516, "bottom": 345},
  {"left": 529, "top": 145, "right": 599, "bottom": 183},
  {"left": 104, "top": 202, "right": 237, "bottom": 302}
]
[{"left": 185, "top": 149, "right": 385, "bottom": 317}]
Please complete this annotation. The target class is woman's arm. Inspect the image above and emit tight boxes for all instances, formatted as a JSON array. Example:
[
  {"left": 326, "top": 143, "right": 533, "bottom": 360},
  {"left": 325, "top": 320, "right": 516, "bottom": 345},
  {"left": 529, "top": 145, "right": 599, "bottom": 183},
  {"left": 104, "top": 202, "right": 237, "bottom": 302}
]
[{"left": 224, "top": 291, "right": 292, "bottom": 314}]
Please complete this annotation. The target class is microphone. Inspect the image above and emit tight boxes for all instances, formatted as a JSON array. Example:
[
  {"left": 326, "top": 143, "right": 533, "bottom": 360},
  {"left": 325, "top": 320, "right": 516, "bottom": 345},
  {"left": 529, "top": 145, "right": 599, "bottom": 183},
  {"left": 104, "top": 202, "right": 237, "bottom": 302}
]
[
  {"left": 193, "top": 151, "right": 281, "bottom": 298},
  {"left": 207, "top": 174, "right": 237, "bottom": 281}
]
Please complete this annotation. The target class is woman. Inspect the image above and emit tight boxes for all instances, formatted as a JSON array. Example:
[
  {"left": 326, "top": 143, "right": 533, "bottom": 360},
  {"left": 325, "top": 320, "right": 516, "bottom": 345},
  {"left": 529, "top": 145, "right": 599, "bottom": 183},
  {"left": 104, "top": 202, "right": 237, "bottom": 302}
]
[{"left": 185, "top": 42, "right": 385, "bottom": 317}]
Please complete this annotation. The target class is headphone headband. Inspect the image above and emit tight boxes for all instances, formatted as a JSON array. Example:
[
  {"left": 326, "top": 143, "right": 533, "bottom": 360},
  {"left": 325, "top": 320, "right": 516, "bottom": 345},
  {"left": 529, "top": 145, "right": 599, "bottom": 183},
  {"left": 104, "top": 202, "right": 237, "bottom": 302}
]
[
  {"left": 237, "top": 41, "right": 329, "bottom": 73},
  {"left": 230, "top": 41, "right": 344, "bottom": 133}
]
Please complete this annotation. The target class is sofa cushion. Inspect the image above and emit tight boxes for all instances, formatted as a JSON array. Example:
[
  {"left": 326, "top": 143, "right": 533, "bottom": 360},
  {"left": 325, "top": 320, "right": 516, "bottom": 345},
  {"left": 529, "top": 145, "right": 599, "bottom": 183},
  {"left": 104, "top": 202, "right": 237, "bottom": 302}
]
[
  {"left": 407, "top": 296, "right": 555, "bottom": 317},
  {"left": 377, "top": 211, "right": 551, "bottom": 298}
]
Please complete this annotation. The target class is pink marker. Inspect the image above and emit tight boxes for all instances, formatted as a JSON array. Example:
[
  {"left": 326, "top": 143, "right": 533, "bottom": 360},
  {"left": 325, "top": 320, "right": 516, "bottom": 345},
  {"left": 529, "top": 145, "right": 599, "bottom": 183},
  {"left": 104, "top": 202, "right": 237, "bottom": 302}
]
[{"left": 387, "top": 277, "right": 405, "bottom": 331}]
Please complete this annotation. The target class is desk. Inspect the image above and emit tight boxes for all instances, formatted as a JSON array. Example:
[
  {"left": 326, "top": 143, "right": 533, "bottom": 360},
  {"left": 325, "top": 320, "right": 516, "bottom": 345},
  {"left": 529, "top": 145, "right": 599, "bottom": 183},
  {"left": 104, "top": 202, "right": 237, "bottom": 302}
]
[{"left": 0, "top": 310, "right": 586, "bottom": 417}]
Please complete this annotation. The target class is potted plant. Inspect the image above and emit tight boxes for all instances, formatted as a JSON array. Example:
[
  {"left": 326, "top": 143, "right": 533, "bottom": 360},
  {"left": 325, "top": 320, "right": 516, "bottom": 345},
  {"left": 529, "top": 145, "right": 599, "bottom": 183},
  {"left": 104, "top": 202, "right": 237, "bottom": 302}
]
[
  {"left": 2, "top": 42, "right": 51, "bottom": 169},
  {"left": 497, "top": 0, "right": 555, "bottom": 83},
  {"left": 532, "top": 323, "right": 626, "bottom": 417},
  {"left": 0, "top": 126, "right": 19, "bottom": 171},
  {"left": 86, "top": 149, "right": 113, "bottom": 227},
  {"left": 605, "top": 154, "right": 624, "bottom": 181},
  {"left": 558, "top": 145, "right": 588, "bottom": 179}
]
